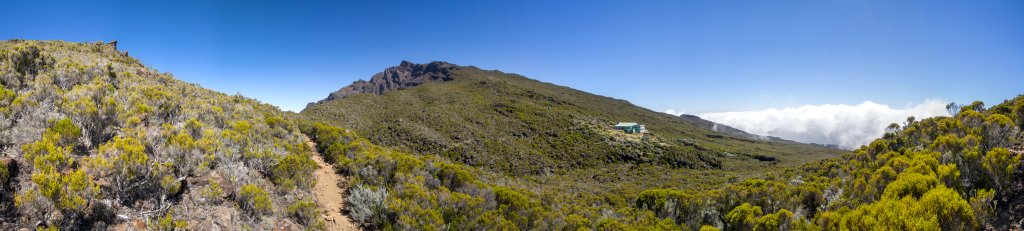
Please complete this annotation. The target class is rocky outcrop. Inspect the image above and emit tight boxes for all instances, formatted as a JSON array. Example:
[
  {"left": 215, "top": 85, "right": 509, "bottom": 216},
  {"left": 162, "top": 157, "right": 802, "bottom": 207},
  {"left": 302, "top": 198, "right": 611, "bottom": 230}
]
[{"left": 315, "top": 61, "right": 460, "bottom": 104}]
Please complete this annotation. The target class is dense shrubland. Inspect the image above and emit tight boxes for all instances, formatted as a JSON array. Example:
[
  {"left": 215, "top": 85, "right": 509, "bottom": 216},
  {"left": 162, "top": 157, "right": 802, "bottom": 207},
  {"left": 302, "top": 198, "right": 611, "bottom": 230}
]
[
  {"left": 3, "top": 39, "right": 1021, "bottom": 230},
  {"left": 0, "top": 40, "right": 319, "bottom": 230},
  {"left": 631, "top": 98, "right": 1024, "bottom": 230},
  {"left": 300, "top": 59, "right": 1023, "bottom": 230},
  {"left": 303, "top": 122, "right": 687, "bottom": 230},
  {"left": 302, "top": 65, "right": 844, "bottom": 176},
  {"left": 303, "top": 95, "right": 1024, "bottom": 230}
]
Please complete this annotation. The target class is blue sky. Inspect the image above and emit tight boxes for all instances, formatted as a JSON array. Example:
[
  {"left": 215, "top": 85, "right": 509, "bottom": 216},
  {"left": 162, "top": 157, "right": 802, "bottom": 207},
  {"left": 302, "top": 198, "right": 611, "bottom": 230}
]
[{"left": 2, "top": 0, "right": 1021, "bottom": 116}]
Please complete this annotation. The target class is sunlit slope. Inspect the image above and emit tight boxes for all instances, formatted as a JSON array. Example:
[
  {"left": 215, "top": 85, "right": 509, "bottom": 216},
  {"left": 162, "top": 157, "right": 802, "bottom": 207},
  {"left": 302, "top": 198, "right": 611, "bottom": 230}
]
[
  {"left": 0, "top": 40, "right": 322, "bottom": 230},
  {"left": 303, "top": 62, "right": 844, "bottom": 175}
]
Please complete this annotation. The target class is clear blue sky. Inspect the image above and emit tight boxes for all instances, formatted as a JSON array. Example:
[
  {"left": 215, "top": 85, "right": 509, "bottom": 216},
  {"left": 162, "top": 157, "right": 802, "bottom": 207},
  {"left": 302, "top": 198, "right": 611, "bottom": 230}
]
[{"left": 3, "top": 0, "right": 1022, "bottom": 113}]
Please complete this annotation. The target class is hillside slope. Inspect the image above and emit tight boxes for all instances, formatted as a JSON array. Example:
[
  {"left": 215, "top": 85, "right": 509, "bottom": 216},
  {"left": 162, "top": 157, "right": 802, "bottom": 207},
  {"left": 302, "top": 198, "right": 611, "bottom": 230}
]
[
  {"left": 0, "top": 40, "right": 330, "bottom": 230},
  {"left": 4, "top": 41, "right": 1017, "bottom": 230},
  {"left": 302, "top": 92, "right": 1024, "bottom": 230},
  {"left": 303, "top": 61, "right": 844, "bottom": 175},
  {"left": 631, "top": 96, "right": 1024, "bottom": 230}
]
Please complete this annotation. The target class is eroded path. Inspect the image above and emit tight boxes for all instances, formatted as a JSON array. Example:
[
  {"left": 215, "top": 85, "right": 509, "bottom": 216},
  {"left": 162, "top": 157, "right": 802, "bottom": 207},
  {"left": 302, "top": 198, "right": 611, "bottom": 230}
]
[{"left": 305, "top": 136, "right": 359, "bottom": 231}]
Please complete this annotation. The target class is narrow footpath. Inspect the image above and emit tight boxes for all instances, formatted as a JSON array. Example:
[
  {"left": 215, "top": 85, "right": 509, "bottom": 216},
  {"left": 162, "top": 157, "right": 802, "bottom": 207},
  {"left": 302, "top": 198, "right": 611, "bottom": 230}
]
[{"left": 305, "top": 136, "right": 359, "bottom": 231}]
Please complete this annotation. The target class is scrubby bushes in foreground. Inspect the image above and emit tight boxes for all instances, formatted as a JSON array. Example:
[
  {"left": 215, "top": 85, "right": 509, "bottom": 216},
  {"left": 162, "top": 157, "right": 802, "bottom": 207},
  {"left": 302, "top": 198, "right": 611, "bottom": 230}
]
[
  {"left": 636, "top": 98, "right": 1024, "bottom": 230},
  {"left": 303, "top": 122, "right": 690, "bottom": 230},
  {"left": 0, "top": 40, "right": 322, "bottom": 230},
  {"left": 304, "top": 96, "right": 1023, "bottom": 230}
]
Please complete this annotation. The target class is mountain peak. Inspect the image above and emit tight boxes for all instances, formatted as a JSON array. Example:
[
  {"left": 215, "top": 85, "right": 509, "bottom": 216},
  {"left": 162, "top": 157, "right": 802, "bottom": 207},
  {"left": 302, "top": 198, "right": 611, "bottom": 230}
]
[
  {"left": 399, "top": 60, "right": 415, "bottom": 66},
  {"left": 314, "top": 61, "right": 462, "bottom": 104}
]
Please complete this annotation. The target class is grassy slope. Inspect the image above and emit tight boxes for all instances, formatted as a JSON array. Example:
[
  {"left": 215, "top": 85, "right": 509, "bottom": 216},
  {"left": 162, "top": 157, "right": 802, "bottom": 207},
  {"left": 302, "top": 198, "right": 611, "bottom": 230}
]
[
  {"left": 301, "top": 63, "right": 848, "bottom": 228},
  {"left": 303, "top": 65, "right": 844, "bottom": 176},
  {"left": 302, "top": 94, "right": 1024, "bottom": 230}
]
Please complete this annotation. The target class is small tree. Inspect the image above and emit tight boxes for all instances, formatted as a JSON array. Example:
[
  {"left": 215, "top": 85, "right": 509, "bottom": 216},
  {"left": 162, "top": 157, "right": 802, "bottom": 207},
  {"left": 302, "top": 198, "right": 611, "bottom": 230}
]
[
  {"left": 965, "top": 101, "right": 986, "bottom": 113},
  {"left": 946, "top": 102, "right": 962, "bottom": 116}
]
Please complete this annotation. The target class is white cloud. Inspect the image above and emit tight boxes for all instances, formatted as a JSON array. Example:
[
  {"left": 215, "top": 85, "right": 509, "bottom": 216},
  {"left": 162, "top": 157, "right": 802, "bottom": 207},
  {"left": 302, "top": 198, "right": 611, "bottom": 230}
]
[
  {"left": 664, "top": 109, "right": 686, "bottom": 116},
  {"left": 697, "top": 100, "right": 949, "bottom": 149}
]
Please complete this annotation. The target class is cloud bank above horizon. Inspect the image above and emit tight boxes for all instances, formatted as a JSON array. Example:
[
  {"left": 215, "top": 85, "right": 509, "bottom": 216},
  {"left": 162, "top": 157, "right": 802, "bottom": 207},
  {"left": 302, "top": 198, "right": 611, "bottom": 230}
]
[{"left": 668, "top": 100, "right": 950, "bottom": 149}]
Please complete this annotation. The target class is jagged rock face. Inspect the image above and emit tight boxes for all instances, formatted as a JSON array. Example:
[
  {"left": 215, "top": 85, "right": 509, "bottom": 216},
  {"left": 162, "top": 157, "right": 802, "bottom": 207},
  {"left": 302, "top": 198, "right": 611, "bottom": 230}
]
[{"left": 318, "top": 61, "right": 460, "bottom": 103}]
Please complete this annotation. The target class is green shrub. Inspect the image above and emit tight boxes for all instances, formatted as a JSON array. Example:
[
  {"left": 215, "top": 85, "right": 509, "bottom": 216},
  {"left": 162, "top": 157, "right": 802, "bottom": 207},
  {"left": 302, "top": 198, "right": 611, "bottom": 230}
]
[
  {"left": 238, "top": 183, "right": 272, "bottom": 215},
  {"left": 201, "top": 180, "right": 224, "bottom": 204},
  {"left": 272, "top": 151, "right": 317, "bottom": 191},
  {"left": 725, "top": 203, "right": 762, "bottom": 231},
  {"left": 233, "top": 121, "right": 252, "bottom": 134},
  {"left": 98, "top": 136, "right": 165, "bottom": 202},
  {"left": 983, "top": 148, "right": 1021, "bottom": 190},
  {"left": 969, "top": 189, "right": 995, "bottom": 223},
  {"left": 917, "top": 186, "right": 976, "bottom": 230},
  {"left": 288, "top": 199, "right": 324, "bottom": 229},
  {"left": 700, "top": 225, "right": 721, "bottom": 231},
  {"left": 22, "top": 136, "right": 71, "bottom": 173},
  {"left": 0, "top": 84, "right": 14, "bottom": 112},
  {"left": 0, "top": 160, "right": 10, "bottom": 186},
  {"left": 48, "top": 118, "right": 81, "bottom": 147},
  {"left": 2, "top": 43, "right": 51, "bottom": 76},
  {"left": 154, "top": 209, "right": 188, "bottom": 231},
  {"left": 882, "top": 172, "right": 939, "bottom": 199},
  {"left": 753, "top": 209, "right": 794, "bottom": 231},
  {"left": 168, "top": 131, "right": 194, "bottom": 149},
  {"left": 265, "top": 116, "right": 286, "bottom": 128}
]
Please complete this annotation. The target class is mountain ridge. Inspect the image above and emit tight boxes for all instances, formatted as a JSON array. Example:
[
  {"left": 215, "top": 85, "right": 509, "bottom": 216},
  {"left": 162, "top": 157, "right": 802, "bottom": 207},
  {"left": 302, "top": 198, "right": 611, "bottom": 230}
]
[
  {"left": 312, "top": 61, "right": 461, "bottom": 106},
  {"left": 316, "top": 61, "right": 792, "bottom": 144},
  {"left": 303, "top": 61, "right": 844, "bottom": 175}
]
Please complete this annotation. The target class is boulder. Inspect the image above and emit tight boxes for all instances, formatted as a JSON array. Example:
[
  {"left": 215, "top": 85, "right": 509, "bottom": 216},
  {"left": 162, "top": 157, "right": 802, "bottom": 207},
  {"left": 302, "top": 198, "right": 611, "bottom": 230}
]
[
  {"left": 208, "top": 171, "right": 233, "bottom": 200},
  {"left": 273, "top": 218, "right": 301, "bottom": 231},
  {"left": 192, "top": 217, "right": 224, "bottom": 231}
]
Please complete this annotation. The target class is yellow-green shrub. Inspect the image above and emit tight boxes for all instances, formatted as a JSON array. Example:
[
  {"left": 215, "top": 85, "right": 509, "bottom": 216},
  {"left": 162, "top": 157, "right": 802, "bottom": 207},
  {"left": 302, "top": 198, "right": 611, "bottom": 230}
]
[
  {"left": 272, "top": 151, "right": 317, "bottom": 191},
  {"left": 238, "top": 183, "right": 272, "bottom": 215},
  {"left": 201, "top": 180, "right": 224, "bottom": 204},
  {"left": 725, "top": 203, "right": 762, "bottom": 231},
  {"left": 154, "top": 209, "right": 188, "bottom": 231},
  {"left": 288, "top": 199, "right": 323, "bottom": 228}
]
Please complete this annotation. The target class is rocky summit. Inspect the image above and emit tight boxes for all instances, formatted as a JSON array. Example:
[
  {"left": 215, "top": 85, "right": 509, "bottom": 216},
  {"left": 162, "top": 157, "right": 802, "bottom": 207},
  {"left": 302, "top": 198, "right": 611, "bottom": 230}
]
[{"left": 315, "top": 61, "right": 460, "bottom": 104}]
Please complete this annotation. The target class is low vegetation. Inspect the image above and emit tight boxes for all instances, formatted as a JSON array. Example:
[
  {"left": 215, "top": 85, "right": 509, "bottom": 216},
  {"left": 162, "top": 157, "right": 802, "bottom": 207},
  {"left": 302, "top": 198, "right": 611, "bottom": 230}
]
[
  {"left": 625, "top": 98, "right": 1024, "bottom": 230},
  {"left": 302, "top": 122, "right": 682, "bottom": 230},
  {"left": 302, "top": 95, "right": 1024, "bottom": 230},
  {"left": 0, "top": 40, "right": 319, "bottom": 230},
  {"left": 2, "top": 39, "right": 1021, "bottom": 230},
  {"left": 302, "top": 64, "right": 844, "bottom": 176},
  {"left": 299, "top": 61, "right": 1024, "bottom": 230}
]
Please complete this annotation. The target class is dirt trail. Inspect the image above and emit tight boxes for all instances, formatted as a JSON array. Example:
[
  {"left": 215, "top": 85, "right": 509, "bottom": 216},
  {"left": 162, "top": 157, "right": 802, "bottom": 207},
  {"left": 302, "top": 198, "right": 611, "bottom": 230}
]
[{"left": 305, "top": 136, "right": 359, "bottom": 231}]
